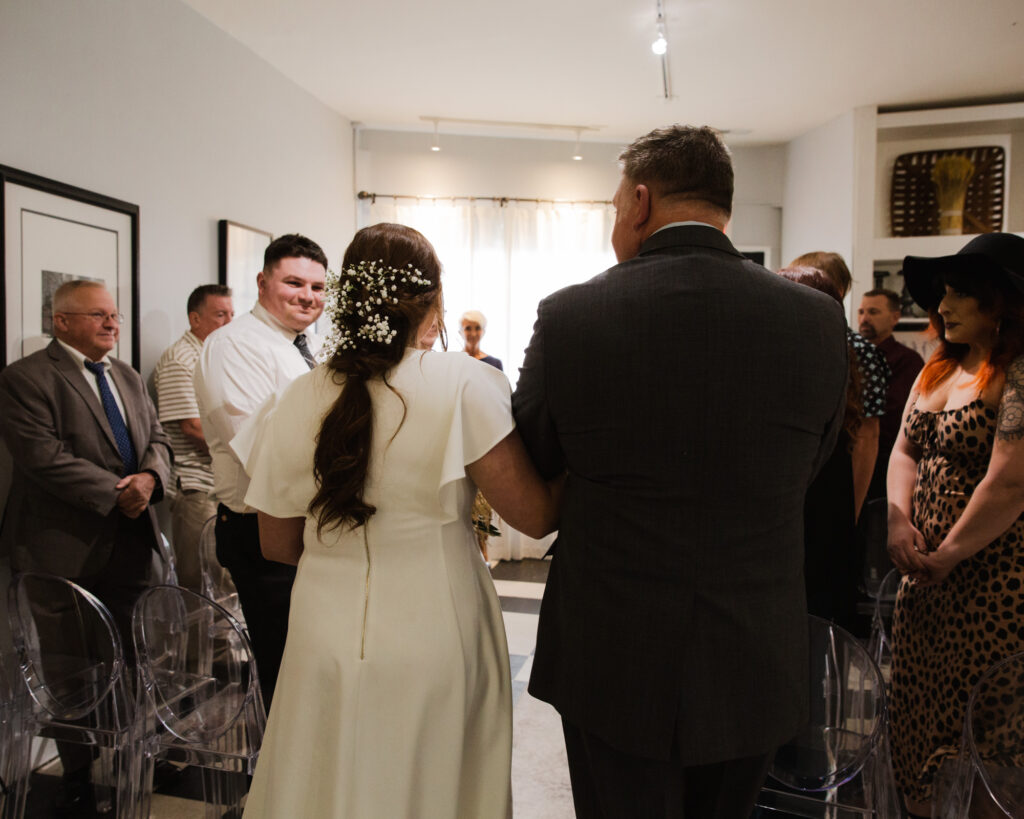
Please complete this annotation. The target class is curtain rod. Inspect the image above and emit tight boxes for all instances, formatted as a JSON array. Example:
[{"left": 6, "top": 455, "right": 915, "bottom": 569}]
[{"left": 356, "top": 190, "right": 612, "bottom": 207}]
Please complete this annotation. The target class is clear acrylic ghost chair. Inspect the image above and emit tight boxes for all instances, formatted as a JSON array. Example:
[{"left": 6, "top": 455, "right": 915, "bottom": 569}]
[
  {"left": 757, "top": 615, "right": 901, "bottom": 818},
  {"left": 155, "top": 533, "right": 179, "bottom": 586},
  {"left": 132, "top": 584, "right": 265, "bottom": 818},
  {"left": 8, "top": 572, "right": 143, "bottom": 817},
  {"left": 198, "top": 516, "right": 243, "bottom": 627},
  {"left": 865, "top": 569, "right": 902, "bottom": 687},
  {"left": 860, "top": 498, "right": 894, "bottom": 600},
  {"left": 933, "top": 649, "right": 1024, "bottom": 818},
  {"left": 0, "top": 650, "right": 30, "bottom": 818}
]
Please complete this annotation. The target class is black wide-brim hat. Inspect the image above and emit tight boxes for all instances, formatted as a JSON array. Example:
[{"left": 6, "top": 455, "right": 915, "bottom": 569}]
[{"left": 903, "top": 232, "right": 1024, "bottom": 312}]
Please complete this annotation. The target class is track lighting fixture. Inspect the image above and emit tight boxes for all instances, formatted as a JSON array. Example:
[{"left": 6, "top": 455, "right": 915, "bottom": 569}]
[{"left": 652, "top": 0, "right": 668, "bottom": 54}]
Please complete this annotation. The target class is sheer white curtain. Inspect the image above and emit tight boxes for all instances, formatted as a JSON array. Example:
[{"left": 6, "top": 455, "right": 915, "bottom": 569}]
[{"left": 360, "top": 197, "right": 617, "bottom": 386}]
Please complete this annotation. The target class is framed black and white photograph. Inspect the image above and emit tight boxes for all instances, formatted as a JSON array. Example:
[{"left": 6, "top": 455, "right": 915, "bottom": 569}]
[
  {"left": 218, "top": 219, "right": 272, "bottom": 316},
  {"left": 1, "top": 165, "right": 139, "bottom": 368}
]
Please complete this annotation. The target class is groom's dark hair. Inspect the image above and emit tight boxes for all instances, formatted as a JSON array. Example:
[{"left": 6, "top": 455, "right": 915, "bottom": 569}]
[
  {"left": 263, "top": 233, "right": 328, "bottom": 273},
  {"left": 619, "top": 125, "right": 733, "bottom": 218}
]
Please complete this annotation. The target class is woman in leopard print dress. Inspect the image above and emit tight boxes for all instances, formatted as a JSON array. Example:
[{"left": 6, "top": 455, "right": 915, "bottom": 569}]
[{"left": 887, "top": 233, "right": 1024, "bottom": 818}]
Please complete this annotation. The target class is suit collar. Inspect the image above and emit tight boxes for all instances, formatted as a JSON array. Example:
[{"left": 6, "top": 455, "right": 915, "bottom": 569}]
[
  {"left": 47, "top": 339, "right": 122, "bottom": 454},
  {"left": 637, "top": 224, "right": 745, "bottom": 259},
  {"left": 53, "top": 337, "right": 111, "bottom": 369}
]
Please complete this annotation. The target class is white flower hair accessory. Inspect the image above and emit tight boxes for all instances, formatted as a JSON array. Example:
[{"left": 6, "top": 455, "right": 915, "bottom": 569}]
[{"left": 320, "top": 260, "right": 434, "bottom": 360}]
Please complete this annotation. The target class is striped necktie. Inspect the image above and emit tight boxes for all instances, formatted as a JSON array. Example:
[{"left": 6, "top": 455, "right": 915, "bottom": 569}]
[{"left": 293, "top": 334, "right": 316, "bottom": 369}]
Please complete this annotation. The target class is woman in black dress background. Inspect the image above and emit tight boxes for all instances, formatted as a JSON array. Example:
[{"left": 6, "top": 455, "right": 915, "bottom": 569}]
[{"left": 778, "top": 265, "right": 865, "bottom": 633}]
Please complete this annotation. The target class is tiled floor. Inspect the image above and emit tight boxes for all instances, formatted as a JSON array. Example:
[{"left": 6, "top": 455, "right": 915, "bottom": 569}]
[{"left": 25, "top": 558, "right": 572, "bottom": 818}]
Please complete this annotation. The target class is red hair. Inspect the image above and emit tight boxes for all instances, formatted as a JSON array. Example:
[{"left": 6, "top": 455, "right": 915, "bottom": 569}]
[{"left": 917, "top": 269, "right": 1024, "bottom": 396}]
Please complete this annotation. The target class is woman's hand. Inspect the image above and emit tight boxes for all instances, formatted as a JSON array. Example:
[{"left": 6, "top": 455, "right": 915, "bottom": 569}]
[
  {"left": 887, "top": 504, "right": 928, "bottom": 575},
  {"left": 911, "top": 547, "right": 960, "bottom": 586}
]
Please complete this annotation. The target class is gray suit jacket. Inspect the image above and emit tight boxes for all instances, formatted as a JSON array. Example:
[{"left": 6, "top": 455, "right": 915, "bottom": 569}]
[
  {"left": 512, "top": 225, "right": 849, "bottom": 764},
  {"left": 0, "top": 339, "right": 172, "bottom": 577}
]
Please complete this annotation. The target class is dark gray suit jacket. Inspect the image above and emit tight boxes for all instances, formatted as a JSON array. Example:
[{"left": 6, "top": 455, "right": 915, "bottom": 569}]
[
  {"left": 512, "top": 225, "right": 848, "bottom": 764},
  {"left": 0, "top": 339, "right": 172, "bottom": 578}
]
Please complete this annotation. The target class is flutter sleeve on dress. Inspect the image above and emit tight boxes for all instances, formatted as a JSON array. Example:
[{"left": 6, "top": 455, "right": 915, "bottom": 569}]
[
  {"left": 242, "top": 375, "right": 321, "bottom": 520},
  {"left": 437, "top": 359, "right": 515, "bottom": 523}
]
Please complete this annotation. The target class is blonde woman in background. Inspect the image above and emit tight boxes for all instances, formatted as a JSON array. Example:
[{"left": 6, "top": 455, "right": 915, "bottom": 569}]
[{"left": 460, "top": 310, "right": 503, "bottom": 371}]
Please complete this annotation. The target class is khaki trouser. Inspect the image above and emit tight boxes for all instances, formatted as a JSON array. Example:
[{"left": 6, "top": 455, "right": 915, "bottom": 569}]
[{"left": 169, "top": 486, "right": 219, "bottom": 594}]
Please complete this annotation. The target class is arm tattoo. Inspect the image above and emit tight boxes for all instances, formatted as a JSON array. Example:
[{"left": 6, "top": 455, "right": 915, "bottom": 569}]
[{"left": 997, "top": 358, "right": 1024, "bottom": 441}]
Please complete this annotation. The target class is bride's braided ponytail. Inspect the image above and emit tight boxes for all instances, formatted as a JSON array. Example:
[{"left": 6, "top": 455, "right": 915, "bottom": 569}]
[{"left": 310, "top": 223, "right": 445, "bottom": 534}]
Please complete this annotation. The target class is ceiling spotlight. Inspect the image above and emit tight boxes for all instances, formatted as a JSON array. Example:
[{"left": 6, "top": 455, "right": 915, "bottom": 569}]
[
  {"left": 572, "top": 130, "right": 583, "bottom": 161},
  {"left": 651, "top": 0, "right": 668, "bottom": 55},
  {"left": 651, "top": 26, "right": 667, "bottom": 55},
  {"left": 430, "top": 119, "right": 441, "bottom": 152},
  {"left": 652, "top": 0, "right": 672, "bottom": 99}
]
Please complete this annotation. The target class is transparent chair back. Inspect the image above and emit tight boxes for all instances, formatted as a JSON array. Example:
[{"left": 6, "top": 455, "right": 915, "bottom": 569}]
[
  {"left": 0, "top": 650, "right": 30, "bottom": 819},
  {"left": 934, "top": 649, "right": 1024, "bottom": 818},
  {"left": 132, "top": 584, "right": 265, "bottom": 818},
  {"left": 198, "top": 516, "right": 243, "bottom": 626},
  {"left": 860, "top": 498, "right": 893, "bottom": 599},
  {"left": 155, "top": 532, "right": 179, "bottom": 586},
  {"left": 7, "top": 572, "right": 142, "bottom": 817},
  {"left": 866, "top": 568, "right": 902, "bottom": 686},
  {"left": 758, "top": 615, "right": 901, "bottom": 818}
]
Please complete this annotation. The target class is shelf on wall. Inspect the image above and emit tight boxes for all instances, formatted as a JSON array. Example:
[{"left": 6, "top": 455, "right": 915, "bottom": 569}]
[
  {"left": 877, "top": 102, "right": 1024, "bottom": 143},
  {"left": 873, "top": 231, "right": 1024, "bottom": 264},
  {"left": 874, "top": 233, "right": 988, "bottom": 263}
]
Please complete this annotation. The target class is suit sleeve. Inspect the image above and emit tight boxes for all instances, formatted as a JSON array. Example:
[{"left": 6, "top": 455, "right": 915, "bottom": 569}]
[
  {"left": 511, "top": 297, "right": 565, "bottom": 479},
  {"left": 808, "top": 309, "right": 850, "bottom": 482},
  {"left": 0, "top": 364, "right": 125, "bottom": 516}
]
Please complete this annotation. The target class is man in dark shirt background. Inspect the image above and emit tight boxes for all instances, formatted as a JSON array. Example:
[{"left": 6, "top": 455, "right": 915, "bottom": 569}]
[{"left": 859, "top": 288, "right": 925, "bottom": 499}]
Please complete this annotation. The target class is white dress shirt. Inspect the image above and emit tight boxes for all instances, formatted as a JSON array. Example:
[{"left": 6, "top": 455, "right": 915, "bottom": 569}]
[
  {"left": 57, "top": 338, "right": 129, "bottom": 423},
  {"left": 194, "top": 302, "right": 321, "bottom": 513}
]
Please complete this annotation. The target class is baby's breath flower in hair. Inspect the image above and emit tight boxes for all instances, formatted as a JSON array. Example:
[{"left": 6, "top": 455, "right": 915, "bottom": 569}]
[{"left": 319, "top": 260, "right": 434, "bottom": 360}]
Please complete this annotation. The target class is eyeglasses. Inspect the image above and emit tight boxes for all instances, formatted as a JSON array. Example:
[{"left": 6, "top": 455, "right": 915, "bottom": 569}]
[{"left": 60, "top": 311, "right": 125, "bottom": 324}]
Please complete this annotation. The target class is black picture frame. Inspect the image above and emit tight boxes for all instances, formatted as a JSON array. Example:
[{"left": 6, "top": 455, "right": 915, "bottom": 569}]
[
  {"left": 0, "top": 165, "right": 140, "bottom": 369},
  {"left": 218, "top": 219, "right": 272, "bottom": 317}
]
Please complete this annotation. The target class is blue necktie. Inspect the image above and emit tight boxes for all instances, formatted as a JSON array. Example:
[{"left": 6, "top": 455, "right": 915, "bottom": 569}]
[{"left": 84, "top": 360, "right": 138, "bottom": 476}]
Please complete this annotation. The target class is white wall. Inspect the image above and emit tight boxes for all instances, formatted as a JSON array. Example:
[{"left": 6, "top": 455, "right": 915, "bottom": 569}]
[
  {"left": 782, "top": 111, "right": 857, "bottom": 270},
  {"left": 0, "top": 0, "right": 354, "bottom": 375},
  {"left": 356, "top": 129, "right": 785, "bottom": 260}
]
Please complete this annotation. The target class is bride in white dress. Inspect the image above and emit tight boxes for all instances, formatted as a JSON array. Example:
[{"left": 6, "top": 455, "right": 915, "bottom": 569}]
[{"left": 239, "top": 223, "right": 561, "bottom": 818}]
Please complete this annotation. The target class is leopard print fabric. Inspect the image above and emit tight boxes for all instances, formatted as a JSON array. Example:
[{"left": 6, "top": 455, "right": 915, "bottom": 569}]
[{"left": 889, "top": 397, "right": 1024, "bottom": 802}]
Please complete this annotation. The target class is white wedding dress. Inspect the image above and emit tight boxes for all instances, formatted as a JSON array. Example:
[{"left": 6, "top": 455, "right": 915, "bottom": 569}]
[{"left": 241, "top": 349, "right": 514, "bottom": 818}]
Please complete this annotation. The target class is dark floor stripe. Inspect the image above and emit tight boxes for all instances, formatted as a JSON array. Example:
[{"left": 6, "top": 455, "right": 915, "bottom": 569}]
[{"left": 498, "top": 596, "right": 542, "bottom": 614}]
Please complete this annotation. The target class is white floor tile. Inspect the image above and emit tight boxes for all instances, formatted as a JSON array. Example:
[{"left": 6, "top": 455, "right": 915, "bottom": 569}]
[
  {"left": 503, "top": 611, "right": 540, "bottom": 656},
  {"left": 493, "top": 579, "right": 546, "bottom": 600}
]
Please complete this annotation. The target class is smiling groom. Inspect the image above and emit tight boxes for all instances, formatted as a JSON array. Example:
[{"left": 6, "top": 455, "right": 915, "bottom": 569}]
[{"left": 194, "top": 233, "right": 327, "bottom": 708}]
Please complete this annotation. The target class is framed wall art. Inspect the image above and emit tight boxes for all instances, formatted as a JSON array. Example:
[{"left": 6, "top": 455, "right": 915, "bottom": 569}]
[
  {"left": 1, "top": 165, "right": 139, "bottom": 368},
  {"left": 218, "top": 219, "right": 272, "bottom": 316}
]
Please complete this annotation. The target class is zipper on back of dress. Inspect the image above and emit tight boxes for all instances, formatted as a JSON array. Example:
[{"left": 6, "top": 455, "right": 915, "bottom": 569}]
[{"left": 360, "top": 524, "right": 371, "bottom": 660}]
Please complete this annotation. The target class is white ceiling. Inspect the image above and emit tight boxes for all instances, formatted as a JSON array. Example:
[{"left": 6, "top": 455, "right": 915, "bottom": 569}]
[{"left": 183, "top": 0, "right": 1024, "bottom": 146}]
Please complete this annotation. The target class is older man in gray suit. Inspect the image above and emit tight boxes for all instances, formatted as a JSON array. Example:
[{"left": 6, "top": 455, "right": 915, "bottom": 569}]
[
  {"left": 513, "top": 126, "right": 849, "bottom": 818},
  {"left": 0, "top": 279, "right": 171, "bottom": 808}
]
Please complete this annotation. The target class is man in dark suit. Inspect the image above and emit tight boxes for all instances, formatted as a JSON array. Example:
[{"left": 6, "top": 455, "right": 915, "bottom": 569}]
[
  {"left": 512, "top": 125, "right": 849, "bottom": 818},
  {"left": 0, "top": 279, "right": 171, "bottom": 808}
]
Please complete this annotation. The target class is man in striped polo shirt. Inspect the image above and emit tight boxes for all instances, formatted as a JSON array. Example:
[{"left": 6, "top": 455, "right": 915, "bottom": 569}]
[{"left": 154, "top": 284, "right": 234, "bottom": 592}]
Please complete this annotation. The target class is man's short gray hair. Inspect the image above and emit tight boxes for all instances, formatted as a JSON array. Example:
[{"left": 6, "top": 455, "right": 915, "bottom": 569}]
[{"left": 52, "top": 280, "right": 106, "bottom": 315}]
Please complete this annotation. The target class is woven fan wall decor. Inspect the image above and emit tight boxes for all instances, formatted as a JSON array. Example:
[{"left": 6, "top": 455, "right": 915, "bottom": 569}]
[{"left": 890, "top": 146, "right": 1005, "bottom": 236}]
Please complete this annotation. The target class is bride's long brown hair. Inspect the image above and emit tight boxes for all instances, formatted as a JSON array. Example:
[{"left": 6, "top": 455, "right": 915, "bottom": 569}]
[{"left": 309, "top": 223, "right": 445, "bottom": 534}]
